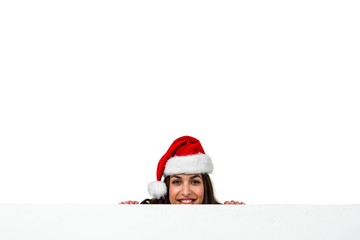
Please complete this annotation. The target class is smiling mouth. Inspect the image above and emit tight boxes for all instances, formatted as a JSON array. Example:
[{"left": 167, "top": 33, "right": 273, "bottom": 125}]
[{"left": 178, "top": 199, "right": 196, "bottom": 204}]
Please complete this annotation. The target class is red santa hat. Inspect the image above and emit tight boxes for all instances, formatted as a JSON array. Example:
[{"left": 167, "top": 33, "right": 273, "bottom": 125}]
[{"left": 148, "top": 136, "right": 213, "bottom": 198}]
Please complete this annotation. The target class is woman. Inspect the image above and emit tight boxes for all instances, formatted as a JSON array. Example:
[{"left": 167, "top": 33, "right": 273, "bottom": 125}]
[{"left": 120, "top": 136, "right": 244, "bottom": 205}]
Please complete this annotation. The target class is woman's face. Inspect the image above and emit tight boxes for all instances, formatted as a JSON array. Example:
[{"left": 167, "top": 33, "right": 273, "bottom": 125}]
[{"left": 169, "top": 174, "right": 204, "bottom": 204}]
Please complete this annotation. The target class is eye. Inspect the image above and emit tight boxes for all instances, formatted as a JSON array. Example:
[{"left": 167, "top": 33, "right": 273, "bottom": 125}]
[
  {"left": 191, "top": 180, "right": 202, "bottom": 185},
  {"left": 171, "top": 180, "right": 181, "bottom": 185}
]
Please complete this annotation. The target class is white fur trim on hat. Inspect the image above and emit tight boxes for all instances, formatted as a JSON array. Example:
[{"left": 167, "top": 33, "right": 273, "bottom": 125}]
[
  {"left": 148, "top": 181, "right": 167, "bottom": 198},
  {"left": 164, "top": 153, "right": 213, "bottom": 176}
]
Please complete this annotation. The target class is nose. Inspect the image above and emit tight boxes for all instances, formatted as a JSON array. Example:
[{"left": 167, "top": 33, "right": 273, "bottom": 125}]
[{"left": 181, "top": 183, "right": 191, "bottom": 196}]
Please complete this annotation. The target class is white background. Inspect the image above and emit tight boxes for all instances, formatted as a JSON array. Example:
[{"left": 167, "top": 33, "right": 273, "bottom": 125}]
[{"left": 0, "top": 0, "right": 359, "bottom": 204}]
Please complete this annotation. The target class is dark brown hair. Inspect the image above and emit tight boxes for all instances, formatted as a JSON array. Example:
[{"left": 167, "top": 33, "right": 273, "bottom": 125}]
[{"left": 140, "top": 173, "right": 220, "bottom": 204}]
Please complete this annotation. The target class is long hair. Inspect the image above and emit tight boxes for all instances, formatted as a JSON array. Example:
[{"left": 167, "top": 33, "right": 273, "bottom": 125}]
[{"left": 140, "top": 173, "right": 220, "bottom": 204}]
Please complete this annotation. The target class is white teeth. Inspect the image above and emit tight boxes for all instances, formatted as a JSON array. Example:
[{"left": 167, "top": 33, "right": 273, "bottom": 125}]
[{"left": 180, "top": 199, "right": 193, "bottom": 204}]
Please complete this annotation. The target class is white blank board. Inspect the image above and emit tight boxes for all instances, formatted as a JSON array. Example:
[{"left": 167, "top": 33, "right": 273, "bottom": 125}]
[{"left": 0, "top": 204, "right": 359, "bottom": 240}]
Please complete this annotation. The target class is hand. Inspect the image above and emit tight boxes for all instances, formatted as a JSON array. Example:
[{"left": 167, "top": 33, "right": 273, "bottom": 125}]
[
  {"left": 224, "top": 200, "right": 245, "bottom": 205},
  {"left": 119, "top": 200, "right": 139, "bottom": 204}
]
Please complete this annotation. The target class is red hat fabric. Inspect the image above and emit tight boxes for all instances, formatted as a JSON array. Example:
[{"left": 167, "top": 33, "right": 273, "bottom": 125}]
[{"left": 148, "top": 136, "right": 213, "bottom": 198}]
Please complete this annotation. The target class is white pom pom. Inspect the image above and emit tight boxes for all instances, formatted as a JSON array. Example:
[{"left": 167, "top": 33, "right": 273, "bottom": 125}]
[{"left": 148, "top": 181, "right": 167, "bottom": 198}]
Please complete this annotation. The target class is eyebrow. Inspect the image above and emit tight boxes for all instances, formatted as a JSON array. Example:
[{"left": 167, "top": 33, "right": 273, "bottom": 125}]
[
  {"left": 190, "top": 175, "right": 202, "bottom": 179},
  {"left": 170, "top": 174, "right": 202, "bottom": 179}
]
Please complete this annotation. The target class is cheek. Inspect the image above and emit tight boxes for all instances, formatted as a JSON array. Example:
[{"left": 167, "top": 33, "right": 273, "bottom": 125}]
[
  {"left": 168, "top": 186, "right": 179, "bottom": 201},
  {"left": 193, "top": 185, "right": 204, "bottom": 203},
  {"left": 193, "top": 185, "right": 205, "bottom": 196}
]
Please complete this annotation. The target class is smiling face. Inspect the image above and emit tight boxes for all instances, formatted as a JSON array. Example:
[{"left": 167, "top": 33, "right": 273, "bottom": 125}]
[{"left": 168, "top": 174, "right": 205, "bottom": 204}]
